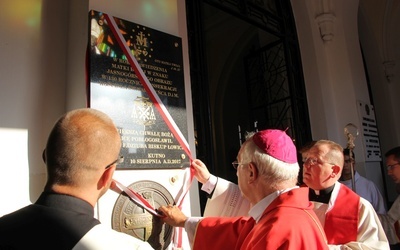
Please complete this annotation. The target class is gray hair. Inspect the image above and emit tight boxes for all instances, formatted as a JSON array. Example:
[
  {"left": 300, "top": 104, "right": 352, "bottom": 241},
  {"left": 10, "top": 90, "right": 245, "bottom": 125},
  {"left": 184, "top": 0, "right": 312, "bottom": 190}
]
[{"left": 241, "top": 132, "right": 299, "bottom": 189}]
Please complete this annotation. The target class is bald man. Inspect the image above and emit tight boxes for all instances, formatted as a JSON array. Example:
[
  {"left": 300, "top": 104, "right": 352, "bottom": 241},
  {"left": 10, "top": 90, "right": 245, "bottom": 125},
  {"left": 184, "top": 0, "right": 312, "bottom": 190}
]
[{"left": 0, "top": 108, "right": 153, "bottom": 250}]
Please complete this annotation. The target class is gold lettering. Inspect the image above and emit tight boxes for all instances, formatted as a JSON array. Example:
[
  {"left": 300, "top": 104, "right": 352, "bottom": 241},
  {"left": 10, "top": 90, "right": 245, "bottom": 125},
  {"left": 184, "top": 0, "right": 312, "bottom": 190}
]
[
  {"left": 148, "top": 153, "right": 166, "bottom": 158},
  {"left": 123, "top": 143, "right": 147, "bottom": 149},
  {"left": 168, "top": 145, "right": 182, "bottom": 150},
  {"left": 148, "top": 144, "right": 167, "bottom": 149},
  {"left": 136, "top": 31, "right": 148, "bottom": 47},
  {"left": 111, "top": 63, "right": 131, "bottom": 71},
  {"left": 161, "top": 132, "right": 173, "bottom": 137},
  {"left": 163, "top": 159, "right": 181, "bottom": 164},
  {"left": 152, "top": 72, "right": 168, "bottom": 78},
  {"left": 136, "top": 159, "right": 161, "bottom": 164}
]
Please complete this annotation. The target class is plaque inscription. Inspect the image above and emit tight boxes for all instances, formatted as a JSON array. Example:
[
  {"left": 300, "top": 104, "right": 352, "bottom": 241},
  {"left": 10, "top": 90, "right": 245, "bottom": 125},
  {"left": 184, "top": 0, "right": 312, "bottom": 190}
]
[{"left": 88, "top": 10, "right": 189, "bottom": 169}]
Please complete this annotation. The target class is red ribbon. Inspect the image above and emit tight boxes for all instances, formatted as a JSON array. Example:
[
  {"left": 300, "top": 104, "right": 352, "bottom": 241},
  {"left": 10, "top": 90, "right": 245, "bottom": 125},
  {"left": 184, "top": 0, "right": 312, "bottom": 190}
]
[
  {"left": 111, "top": 179, "right": 163, "bottom": 217},
  {"left": 104, "top": 14, "right": 191, "bottom": 158},
  {"left": 103, "top": 13, "right": 194, "bottom": 249}
]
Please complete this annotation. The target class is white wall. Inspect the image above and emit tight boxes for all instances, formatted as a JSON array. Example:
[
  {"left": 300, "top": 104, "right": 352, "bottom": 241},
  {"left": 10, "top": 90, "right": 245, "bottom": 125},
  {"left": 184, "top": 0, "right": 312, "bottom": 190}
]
[
  {"left": 0, "top": 0, "right": 71, "bottom": 213},
  {"left": 291, "top": 0, "right": 388, "bottom": 200}
]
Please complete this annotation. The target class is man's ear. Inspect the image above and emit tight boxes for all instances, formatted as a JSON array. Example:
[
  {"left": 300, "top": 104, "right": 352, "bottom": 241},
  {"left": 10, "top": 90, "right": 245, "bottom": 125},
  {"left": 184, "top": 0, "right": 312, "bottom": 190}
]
[
  {"left": 331, "top": 165, "right": 341, "bottom": 177},
  {"left": 98, "top": 166, "right": 115, "bottom": 190},
  {"left": 248, "top": 162, "right": 258, "bottom": 181}
]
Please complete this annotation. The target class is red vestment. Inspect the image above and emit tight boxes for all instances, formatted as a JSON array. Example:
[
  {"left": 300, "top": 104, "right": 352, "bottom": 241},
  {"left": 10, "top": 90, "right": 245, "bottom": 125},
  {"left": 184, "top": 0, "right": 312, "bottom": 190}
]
[
  {"left": 324, "top": 184, "right": 359, "bottom": 244},
  {"left": 192, "top": 187, "right": 328, "bottom": 250}
]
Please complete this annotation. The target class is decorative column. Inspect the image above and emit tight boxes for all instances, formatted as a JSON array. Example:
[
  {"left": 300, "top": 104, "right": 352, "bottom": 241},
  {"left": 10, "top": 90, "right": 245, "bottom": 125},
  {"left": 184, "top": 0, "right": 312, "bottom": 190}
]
[{"left": 315, "top": 0, "right": 336, "bottom": 43}]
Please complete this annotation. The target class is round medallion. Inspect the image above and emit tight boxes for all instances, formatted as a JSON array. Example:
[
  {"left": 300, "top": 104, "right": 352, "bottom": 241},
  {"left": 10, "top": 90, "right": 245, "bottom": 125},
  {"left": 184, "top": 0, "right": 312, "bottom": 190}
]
[{"left": 112, "top": 180, "right": 174, "bottom": 250}]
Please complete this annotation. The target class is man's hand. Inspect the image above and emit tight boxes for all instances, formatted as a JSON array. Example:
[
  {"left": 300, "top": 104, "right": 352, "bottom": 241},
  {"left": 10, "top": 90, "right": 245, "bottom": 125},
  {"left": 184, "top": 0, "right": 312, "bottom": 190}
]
[
  {"left": 158, "top": 205, "right": 188, "bottom": 227},
  {"left": 191, "top": 159, "right": 211, "bottom": 184}
]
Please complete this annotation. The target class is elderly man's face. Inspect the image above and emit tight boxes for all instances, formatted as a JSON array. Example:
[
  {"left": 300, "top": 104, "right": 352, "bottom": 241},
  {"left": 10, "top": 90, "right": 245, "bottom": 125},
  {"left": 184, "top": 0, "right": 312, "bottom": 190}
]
[
  {"left": 235, "top": 146, "right": 252, "bottom": 201},
  {"left": 302, "top": 144, "right": 339, "bottom": 190}
]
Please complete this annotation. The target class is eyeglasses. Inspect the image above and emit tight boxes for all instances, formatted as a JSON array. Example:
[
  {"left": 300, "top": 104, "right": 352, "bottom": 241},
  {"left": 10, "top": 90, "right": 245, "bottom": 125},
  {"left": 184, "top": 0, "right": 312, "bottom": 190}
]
[
  {"left": 302, "top": 157, "right": 335, "bottom": 167},
  {"left": 302, "top": 158, "right": 318, "bottom": 166},
  {"left": 387, "top": 162, "right": 400, "bottom": 171},
  {"left": 105, "top": 155, "right": 124, "bottom": 169},
  {"left": 232, "top": 161, "right": 250, "bottom": 169}
]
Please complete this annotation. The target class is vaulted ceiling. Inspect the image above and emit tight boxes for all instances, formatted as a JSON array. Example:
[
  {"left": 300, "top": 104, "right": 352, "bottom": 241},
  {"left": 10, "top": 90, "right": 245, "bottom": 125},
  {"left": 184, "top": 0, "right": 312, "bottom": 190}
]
[{"left": 359, "top": 0, "right": 400, "bottom": 64}]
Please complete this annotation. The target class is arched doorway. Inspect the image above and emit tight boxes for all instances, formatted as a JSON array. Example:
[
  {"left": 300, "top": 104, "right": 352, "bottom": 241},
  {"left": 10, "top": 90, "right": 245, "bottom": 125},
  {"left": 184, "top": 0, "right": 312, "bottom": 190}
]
[{"left": 186, "top": 0, "right": 311, "bottom": 213}]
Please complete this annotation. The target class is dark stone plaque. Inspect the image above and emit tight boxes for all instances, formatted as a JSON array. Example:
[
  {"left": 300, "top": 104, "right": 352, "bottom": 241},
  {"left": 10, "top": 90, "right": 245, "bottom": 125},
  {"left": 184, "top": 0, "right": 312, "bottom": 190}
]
[
  {"left": 88, "top": 10, "right": 189, "bottom": 169},
  {"left": 112, "top": 181, "right": 174, "bottom": 250}
]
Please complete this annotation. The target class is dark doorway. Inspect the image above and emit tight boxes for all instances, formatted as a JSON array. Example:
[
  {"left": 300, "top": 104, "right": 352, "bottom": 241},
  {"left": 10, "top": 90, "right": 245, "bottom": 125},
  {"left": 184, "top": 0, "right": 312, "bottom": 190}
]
[{"left": 186, "top": 0, "right": 312, "bottom": 214}]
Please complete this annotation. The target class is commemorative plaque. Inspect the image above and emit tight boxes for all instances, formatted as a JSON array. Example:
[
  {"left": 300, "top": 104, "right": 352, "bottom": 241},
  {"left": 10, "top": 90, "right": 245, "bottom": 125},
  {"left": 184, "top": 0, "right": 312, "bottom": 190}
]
[
  {"left": 112, "top": 181, "right": 174, "bottom": 250},
  {"left": 88, "top": 10, "right": 189, "bottom": 169}
]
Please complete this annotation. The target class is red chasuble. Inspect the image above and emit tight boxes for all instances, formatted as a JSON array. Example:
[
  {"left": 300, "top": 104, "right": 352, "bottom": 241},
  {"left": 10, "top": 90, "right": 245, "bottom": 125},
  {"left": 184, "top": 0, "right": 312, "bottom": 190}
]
[
  {"left": 324, "top": 184, "right": 359, "bottom": 244},
  {"left": 192, "top": 187, "right": 328, "bottom": 250}
]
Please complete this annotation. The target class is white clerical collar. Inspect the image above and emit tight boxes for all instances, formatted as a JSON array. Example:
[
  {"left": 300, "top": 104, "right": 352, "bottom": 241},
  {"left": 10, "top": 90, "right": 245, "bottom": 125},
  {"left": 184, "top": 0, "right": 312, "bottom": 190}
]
[{"left": 249, "top": 186, "right": 299, "bottom": 223}]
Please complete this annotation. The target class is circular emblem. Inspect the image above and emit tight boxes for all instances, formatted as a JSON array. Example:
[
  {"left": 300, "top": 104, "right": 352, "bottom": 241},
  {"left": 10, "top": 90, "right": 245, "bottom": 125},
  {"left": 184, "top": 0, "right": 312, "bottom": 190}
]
[{"left": 112, "top": 181, "right": 174, "bottom": 250}]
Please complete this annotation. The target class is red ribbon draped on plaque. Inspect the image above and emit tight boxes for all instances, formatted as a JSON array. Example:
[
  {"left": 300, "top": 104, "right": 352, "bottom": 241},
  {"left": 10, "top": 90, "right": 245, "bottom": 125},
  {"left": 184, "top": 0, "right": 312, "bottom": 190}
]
[{"left": 102, "top": 13, "right": 194, "bottom": 249}]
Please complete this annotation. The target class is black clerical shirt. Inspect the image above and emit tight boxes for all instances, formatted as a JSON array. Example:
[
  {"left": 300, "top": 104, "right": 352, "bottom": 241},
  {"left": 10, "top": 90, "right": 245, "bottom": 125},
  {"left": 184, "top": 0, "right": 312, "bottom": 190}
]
[{"left": 309, "top": 184, "right": 335, "bottom": 204}]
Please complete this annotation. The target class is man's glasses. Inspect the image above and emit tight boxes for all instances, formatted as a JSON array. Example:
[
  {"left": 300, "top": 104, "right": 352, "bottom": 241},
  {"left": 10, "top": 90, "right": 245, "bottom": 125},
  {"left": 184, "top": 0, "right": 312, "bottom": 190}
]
[
  {"left": 387, "top": 162, "right": 400, "bottom": 171},
  {"left": 302, "top": 157, "right": 335, "bottom": 167},
  {"left": 232, "top": 161, "right": 250, "bottom": 169},
  {"left": 105, "top": 155, "right": 124, "bottom": 169}
]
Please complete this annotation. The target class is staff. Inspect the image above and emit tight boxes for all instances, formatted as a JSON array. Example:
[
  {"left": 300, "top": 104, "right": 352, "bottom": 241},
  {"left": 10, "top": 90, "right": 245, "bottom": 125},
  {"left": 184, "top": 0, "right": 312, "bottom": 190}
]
[{"left": 344, "top": 123, "right": 359, "bottom": 192}]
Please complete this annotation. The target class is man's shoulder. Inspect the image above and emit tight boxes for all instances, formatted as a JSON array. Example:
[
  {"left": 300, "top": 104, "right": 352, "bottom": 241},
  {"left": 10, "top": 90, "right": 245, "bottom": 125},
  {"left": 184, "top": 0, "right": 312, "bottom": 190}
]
[
  {"left": 355, "top": 175, "right": 382, "bottom": 194},
  {"left": 0, "top": 204, "right": 35, "bottom": 223},
  {"left": 356, "top": 173, "right": 374, "bottom": 184},
  {"left": 338, "top": 182, "right": 358, "bottom": 193},
  {"left": 337, "top": 183, "right": 361, "bottom": 201}
]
